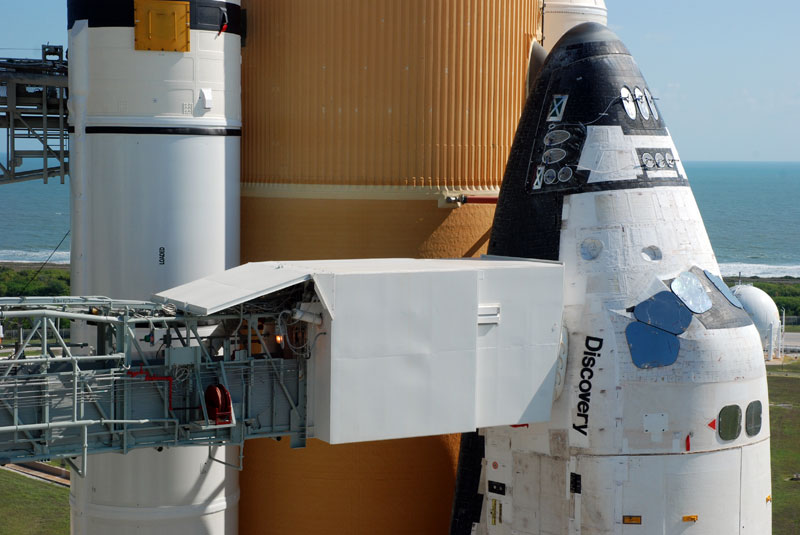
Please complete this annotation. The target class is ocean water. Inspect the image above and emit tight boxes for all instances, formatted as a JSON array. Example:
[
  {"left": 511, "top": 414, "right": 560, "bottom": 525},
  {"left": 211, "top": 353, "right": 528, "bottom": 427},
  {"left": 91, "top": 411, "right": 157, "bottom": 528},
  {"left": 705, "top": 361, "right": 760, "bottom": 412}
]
[
  {"left": 0, "top": 178, "right": 70, "bottom": 264},
  {"left": 686, "top": 161, "right": 800, "bottom": 278},
  {"left": 0, "top": 162, "right": 797, "bottom": 276}
]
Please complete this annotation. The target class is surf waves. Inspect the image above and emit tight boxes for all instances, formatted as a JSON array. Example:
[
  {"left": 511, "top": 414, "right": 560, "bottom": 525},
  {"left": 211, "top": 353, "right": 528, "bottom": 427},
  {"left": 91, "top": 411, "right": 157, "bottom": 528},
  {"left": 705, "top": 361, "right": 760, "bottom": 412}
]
[
  {"left": 719, "top": 263, "right": 800, "bottom": 279},
  {"left": 0, "top": 250, "right": 70, "bottom": 264}
]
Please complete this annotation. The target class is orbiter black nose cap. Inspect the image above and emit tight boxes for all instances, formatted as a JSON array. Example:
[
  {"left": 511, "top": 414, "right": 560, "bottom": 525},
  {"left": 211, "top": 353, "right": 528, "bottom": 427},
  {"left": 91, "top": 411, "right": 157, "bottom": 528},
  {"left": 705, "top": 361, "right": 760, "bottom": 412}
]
[{"left": 488, "top": 21, "right": 670, "bottom": 262}]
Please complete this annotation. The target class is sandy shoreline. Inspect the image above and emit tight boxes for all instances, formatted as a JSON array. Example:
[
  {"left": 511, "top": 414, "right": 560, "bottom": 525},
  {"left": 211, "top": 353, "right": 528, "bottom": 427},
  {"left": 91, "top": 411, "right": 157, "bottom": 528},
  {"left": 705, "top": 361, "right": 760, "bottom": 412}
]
[{"left": 0, "top": 261, "right": 70, "bottom": 271}]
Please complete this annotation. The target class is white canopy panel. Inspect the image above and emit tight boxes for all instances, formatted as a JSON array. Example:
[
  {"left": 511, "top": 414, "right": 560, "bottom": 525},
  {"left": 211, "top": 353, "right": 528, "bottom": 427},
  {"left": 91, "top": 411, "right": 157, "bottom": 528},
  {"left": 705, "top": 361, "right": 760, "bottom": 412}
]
[
  {"left": 154, "top": 257, "right": 565, "bottom": 443},
  {"left": 152, "top": 262, "right": 312, "bottom": 315}
]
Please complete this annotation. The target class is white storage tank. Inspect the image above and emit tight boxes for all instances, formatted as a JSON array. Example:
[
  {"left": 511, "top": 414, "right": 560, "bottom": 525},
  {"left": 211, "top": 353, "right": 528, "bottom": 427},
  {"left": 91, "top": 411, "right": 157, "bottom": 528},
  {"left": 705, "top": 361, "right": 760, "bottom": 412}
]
[
  {"left": 732, "top": 284, "right": 782, "bottom": 359},
  {"left": 67, "top": 0, "right": 241, "bottom": 533}
]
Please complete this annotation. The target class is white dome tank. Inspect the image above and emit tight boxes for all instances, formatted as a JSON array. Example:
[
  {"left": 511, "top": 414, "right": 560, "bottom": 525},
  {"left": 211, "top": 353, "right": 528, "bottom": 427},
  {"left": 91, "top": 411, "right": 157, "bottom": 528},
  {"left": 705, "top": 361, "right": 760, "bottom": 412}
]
[{"left": 732, "top": 285, "right": 782, "bottom": 359}]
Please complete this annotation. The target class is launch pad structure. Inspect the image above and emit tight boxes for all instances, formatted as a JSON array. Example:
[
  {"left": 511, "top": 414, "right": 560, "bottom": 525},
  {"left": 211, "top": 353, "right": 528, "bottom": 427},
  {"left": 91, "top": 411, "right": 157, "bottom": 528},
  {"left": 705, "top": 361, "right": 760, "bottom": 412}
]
[
  {"left": 0, "top": 258, "right": 565, "bottom": 470},
  {"left": 0, "top": 45, "right": 69, "bottom": 186},
  {"left": 0, "top": 294, "right": 306, "bottom": 469}
]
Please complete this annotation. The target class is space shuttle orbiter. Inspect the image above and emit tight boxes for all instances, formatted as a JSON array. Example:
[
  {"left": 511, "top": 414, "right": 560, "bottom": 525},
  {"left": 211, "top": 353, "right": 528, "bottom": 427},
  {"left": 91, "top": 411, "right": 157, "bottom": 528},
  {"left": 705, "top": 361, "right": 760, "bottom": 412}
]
[{"left": 451, "top": 23, "right": 772, "bottom": 535}]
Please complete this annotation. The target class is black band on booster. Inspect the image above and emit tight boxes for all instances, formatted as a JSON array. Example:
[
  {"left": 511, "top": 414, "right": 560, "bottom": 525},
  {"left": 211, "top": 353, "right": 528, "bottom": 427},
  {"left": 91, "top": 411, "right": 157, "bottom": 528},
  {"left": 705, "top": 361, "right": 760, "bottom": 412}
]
[{"left": 67, "top": 0, "right": 243, "bottom": 37}]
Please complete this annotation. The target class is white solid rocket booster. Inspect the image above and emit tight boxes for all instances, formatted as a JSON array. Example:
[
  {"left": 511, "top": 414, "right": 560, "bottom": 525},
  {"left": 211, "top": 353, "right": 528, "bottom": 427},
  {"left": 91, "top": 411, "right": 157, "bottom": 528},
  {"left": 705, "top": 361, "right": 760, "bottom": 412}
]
[{"left": 67, "top": 1, "right": 241, "bottom": 533}]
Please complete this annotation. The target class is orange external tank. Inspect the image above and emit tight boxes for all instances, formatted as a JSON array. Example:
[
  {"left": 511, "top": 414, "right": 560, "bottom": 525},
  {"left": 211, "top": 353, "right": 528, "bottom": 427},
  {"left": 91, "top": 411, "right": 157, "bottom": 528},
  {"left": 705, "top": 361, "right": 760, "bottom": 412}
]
[{"left": 238, "top": 1, "right": 542, "bottom": 533}]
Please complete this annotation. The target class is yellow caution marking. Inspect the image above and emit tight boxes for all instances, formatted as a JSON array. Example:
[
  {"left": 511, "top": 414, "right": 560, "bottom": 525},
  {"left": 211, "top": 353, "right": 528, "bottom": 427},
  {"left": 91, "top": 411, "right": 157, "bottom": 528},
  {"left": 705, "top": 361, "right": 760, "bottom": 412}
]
[
  {"left": 134, "top": 0, "right": 191, "bottom": 52},
  {"left": 622, "top": 516, "right": 642, "bottom": 525},
  {"left": 490, "top": 499, "right": 497, "bottom": 525},
  {"left": 682, "top": 515, "right": 699, "bottom": 523}
]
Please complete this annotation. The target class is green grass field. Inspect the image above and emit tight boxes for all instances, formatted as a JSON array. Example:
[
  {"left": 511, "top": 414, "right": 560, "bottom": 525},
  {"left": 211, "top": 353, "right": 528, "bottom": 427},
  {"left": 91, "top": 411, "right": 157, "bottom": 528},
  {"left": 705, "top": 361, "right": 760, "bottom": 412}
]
[
  {"left": 0, "top": 469, "right": 69, "bottom": 534},
  {"left": 768, "top": 371, "right": 800, "bottom": 534}
]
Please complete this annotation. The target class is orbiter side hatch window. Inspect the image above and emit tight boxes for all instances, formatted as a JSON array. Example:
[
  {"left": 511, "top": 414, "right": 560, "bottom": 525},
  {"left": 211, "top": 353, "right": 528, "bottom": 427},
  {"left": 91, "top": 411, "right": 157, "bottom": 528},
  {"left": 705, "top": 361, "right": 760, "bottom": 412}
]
[
  {"left": 718, "top": 405, "right": 742, "bottom": 441},
  {"left": 746, "top": 401, "right": 762, "bottom": 437}
]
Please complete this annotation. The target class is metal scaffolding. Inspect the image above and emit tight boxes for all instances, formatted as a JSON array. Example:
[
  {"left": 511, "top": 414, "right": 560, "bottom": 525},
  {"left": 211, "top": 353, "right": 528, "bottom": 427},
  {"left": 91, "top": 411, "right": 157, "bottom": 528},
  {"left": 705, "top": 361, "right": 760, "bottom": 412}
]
[
  {"left": 0, "top": 45, "right": 69, "bottom": 186},
  {"left": 0, "top": 293, "right": 309, "bottom": 474}
]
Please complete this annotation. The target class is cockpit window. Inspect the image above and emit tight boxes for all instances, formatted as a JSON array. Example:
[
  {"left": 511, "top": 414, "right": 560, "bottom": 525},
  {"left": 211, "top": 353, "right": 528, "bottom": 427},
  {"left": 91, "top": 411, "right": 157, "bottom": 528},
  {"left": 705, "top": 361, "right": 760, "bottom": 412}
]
[
  {"left": 704, "top": 269, "right": 743, "bottom": 309},
  {"left": 671, "top": 272, "right": 712, "bottom": 314},
  {"left": 625, "top": 322, "right": 679, "bottom": 369},
  {"left": 620, "top": 86, "right": 636, "bottom": 119},
  {"left": 644, "top": 88, "right": 658, "bottom": 120},
  {"left": 634, "top": 87, "right": 649, "bottom": 120},
  {"left": 633, "top": 291, "right": 692, "bottom": 335}
]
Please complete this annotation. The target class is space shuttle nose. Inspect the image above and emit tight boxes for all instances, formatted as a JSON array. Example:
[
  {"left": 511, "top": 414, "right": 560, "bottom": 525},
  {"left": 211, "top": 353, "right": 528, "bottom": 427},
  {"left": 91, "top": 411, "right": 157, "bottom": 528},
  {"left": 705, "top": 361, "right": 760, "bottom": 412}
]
[
  {"left": 453, "top": 21, "right": 772, "bottom": 535},
  {"left": 489, "top": 21, "right": 682, "bottom": 261}
]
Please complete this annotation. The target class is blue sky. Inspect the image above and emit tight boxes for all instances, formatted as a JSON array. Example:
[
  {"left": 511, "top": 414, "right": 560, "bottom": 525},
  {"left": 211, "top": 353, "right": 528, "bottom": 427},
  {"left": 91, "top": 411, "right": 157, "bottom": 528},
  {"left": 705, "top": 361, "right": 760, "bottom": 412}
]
[
  {"left": 2, "top": 0, "right": 798, "bottom": 162},
  {"left": 611, "top": 0, "right": 800, "bottom": 162}
]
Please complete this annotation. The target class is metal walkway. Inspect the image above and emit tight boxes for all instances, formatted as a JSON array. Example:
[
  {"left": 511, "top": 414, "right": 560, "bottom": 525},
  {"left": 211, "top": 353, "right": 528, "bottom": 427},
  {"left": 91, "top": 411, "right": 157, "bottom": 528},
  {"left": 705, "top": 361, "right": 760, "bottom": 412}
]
[
  {"left": 0, "top": 45, "right": 69, "bottom": 185},
  {"left": 0, "top": 291, "right": 309, "bottom": 473}
]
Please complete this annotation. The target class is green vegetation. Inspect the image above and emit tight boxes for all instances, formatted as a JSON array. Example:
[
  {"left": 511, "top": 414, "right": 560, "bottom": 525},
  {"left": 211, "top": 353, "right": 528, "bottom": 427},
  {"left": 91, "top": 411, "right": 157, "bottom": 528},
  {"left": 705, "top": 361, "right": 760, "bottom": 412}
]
[
  {"left": 724, "top": 278, "right": 800, "bottom": 316},
  {"left": 0, "top": 267, "right": 71, "bottom": 335},
  {"left": 0, "top": 469, "right": 69, "bottom": 534},
  {"left": 753, "top": 282, "right": 800, "bottom": 316},
  {"left": 0, "top": 267, "right": 72, "bottom": 533},
  {"left": 768, "top": 373, "right": 800, "bottom": 534},
  {"left": 0, "top": 267, "right": 69, "bottom": 297},
  {"left": 779, "top": 359, "right": 800, "bottom": 372}
]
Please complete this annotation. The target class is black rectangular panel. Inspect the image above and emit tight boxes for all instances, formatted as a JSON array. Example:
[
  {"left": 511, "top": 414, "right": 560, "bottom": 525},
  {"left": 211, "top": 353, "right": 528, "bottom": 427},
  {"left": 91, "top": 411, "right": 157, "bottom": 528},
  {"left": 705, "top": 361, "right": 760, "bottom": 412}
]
[{"left": 488, "top": 481, "right": 506, "bottom": 496}]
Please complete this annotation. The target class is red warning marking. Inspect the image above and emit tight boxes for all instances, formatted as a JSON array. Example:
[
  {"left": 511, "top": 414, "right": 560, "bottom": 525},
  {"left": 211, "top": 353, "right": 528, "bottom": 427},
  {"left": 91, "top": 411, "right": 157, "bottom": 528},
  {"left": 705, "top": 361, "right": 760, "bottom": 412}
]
[
  {"left": 492, "top": 461, "right": 499, "bottom": 470},
  {"left": 685, "top": 435, "right": 691, "bottom": 451},
  {"left": 707, "top": 419, "right": 717, "bottom": 430},
  {"left": 510, "top": 424, "right": 529, "bottom": 428}
]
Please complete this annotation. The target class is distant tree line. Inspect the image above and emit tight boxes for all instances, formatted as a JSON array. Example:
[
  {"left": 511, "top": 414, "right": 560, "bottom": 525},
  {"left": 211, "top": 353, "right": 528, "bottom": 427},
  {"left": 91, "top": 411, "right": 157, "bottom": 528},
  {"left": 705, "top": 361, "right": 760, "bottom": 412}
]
[
  {"left": 722, "top": 278, "right": 800, "bottom": 316},
  {"left": 0, "top": 267, "right": 70, "bottom": 297},
  {"left": 749, "top": 281, "right": 800, "bottom": 316},
  {"left": 0, "top": 268, "right": 71, "bottom": 338}
]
